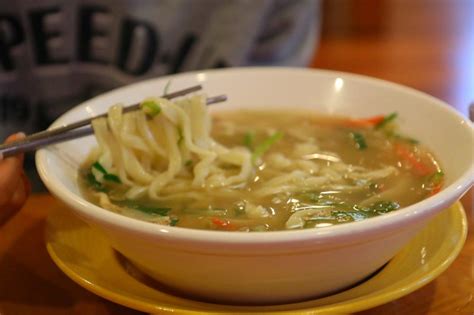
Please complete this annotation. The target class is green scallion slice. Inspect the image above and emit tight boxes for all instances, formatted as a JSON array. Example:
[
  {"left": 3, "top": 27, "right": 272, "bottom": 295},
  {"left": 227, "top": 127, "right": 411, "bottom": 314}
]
[
  {"left": 92, "top": 161, "right": 107, "bottom": 175},
  {"left": 375, "top": 112, "right": 398, "bottom": 129},
  {"left": 350, "top": 132, "right": 367, "bottom": 150},
  {"left": 141, "top": 100, "right": 162, "bottom": 117},
  {"left": 103, "top": 174, "right": 121, "bottom": 183},
  {"left": 91, "top": 162, "right": 121, "bottom": 184},
  {"left": 86, "top": 172, "right": 107, "bottom": 192},
  {"left": 169, "top": 217, "right": 179, "bottom": 226},
  {"left": 252, "top": 131, "right": 284, "bottom": 163},
  {"left": 244, "top": 132, "right": 255, "bottom": 150},
  {"left": 118, "top": 200, "right": 171, "bottom": 216}
]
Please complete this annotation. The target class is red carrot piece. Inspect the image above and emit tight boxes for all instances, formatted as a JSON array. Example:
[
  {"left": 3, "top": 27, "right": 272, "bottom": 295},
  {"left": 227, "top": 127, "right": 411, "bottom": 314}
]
[
  {"left": 345, "top": 115, "right": 385, "bottom": 128},
  {"left": 211, "top": 217, "right": 236, "bottom": 230},
  {"left": 394, "top": 144, "right": 433, "bottom": 176},
  {"left": 429, "top": 184, "right": 442, "bottom": 196}
]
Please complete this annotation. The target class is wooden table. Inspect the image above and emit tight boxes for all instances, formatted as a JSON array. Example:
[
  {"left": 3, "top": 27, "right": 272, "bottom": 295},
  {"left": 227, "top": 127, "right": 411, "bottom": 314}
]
[{"left": 1, "top": 1, "right": 473, "bottom": 314}]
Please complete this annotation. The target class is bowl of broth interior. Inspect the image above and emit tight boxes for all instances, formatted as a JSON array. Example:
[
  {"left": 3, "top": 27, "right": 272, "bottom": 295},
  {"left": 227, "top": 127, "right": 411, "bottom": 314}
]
[{"left": 36, "top": 67, "right": 474, "bottom": 304}]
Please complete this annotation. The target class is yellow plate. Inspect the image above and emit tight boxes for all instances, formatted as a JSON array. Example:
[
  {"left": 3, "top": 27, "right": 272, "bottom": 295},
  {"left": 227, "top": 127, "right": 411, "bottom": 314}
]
[{"left": 45, "top": 203, "right": 467, "bottom": 314}]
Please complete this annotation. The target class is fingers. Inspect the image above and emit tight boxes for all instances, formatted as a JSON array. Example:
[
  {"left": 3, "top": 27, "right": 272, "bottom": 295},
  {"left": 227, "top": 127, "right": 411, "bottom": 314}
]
[
  {"left": 0, "top": 132, "right": 26, "bottom": 207},
  {"left": 2, "top": 132, "right": 25, "bottom": 163},
  {"left": 0, "top": 172, "right": 29, "bottom": 225},
  {"left": 0, "top": 133, "right": 29, "bottom": 225},
  {"left": 9, "top": 173, "right": 28, "bottom": 212},
  {"left": 22, "top": 171, "right": 31, "bottom": 197}
]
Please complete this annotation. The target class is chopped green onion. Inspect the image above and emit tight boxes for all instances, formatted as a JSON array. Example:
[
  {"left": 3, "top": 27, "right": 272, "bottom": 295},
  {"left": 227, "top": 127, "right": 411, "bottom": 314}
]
[
  {"left": 85, "top": 172, "right": 107, "bottom": 192},
  {"left": 429, "top": 170, "right": 444, "bottom": 184},
  {"left": 103, "top": 174, "right": 121, "bottom": 183},
  {"left": 331, "top": 210, "right": 371, "bottom": 222},
  {"left": 141, "top": 100, "right": 162, "bottom": 117},
  {"left": 92, "top": 161, "right": 121, "bottom": 183},
  {"left": 350, "top": 132, "right": 367, "bottom": 150},
  {"left": 394, "top": 134, "right": 419, "bottom": 144},
  {"left": 133, "top": 205, "right": 171, "bottom": 215},
  {"left": 385, "top": 130, "right": 419, "bottom": 144},
  {"left": 252, "top": 131, "right": 284, "bottom": 163},
  {"left": 118, "top": 200, "right": 171, "bottom": 216},
  {"left": 169, "top": 217, "right": 179, "bottom": 226},
  {"left": 92, "top": 161, "right": 107, "bottom": 175},
  {"left": 373, "top": 201, "right": 400, "bottom": 214},
  {"left": 404, "top": 137, "right": 419, "bottom": 144},
  {"left": 184, "top": 159, "right": 193, "bottom": 167},
  {"left": 375, "top": 112, "right": 398, "bottom": 129},
  {"left": 358, "top": 200, "right": 400, "bottom": 215},
  {"left": 424, "top": 170, "right": 444, "bottom": 195},
  {"left": 244, "top": 132, "right": 255, "bottom": 150},
  {"left": 163, "top": 80, "right": 172, "bottom": 95}
]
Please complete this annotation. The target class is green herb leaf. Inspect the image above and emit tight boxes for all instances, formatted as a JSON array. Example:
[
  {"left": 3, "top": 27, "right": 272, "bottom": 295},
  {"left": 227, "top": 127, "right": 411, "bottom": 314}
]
[
  {"left": 429, "top": 170, "right": 444, "bottom": 184},
  {"left": 403, "top": 137, "right": 419, "bottom": 144},
  {"left": 360, "top": 201, "right": 400, "bottom": 215},
  {"left": 184, "top": 159, "right": 193, "bottom": 167},
  {"left": 375, "top": 112, "right": 398, "bottom": 129},
  {"left": 393, "top": 133, "right": 419, "bottom": 144},
  {"left": 169, "top": 217, "right": 179, "bottom": 226},
  {"left": 384, "top": 129, "right": 419, "bottom": 144},
  {"left": 92, "top": 161, "right": 107, "bottom": 175},
  {"left": 350, "top": 132, "right": 367, "bottom": 150},
  {"left": 92, "top": 162, "right": 121, "bottom": 184},
  {"left": 141, "top": 100, "right": 162, "bottom": 117},
  {"left": 331, "top": 210, "right": 372, "bottom": 222},
  {"left": 85, "top": 172, "right": 107, "bottom": 192},
  {"left": 134, "top": 205, "right": 171, "bottom": 215},
  {"left": 104, "top": 174, "right": 122, "bottom": 183},
  {"left": 244, "top": 132, "right": 255, "bottom": 150},
  {"left": 252, "top": 131, "right": 284, "bottom": 163},
  {"left": 118, "top": 200, "right": 171, "bottom": 216}
]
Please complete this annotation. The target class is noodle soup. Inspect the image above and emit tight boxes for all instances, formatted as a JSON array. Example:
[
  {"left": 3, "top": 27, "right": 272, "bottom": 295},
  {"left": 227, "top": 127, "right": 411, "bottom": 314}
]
[{"left": 79, "top": 97, "right": 443, "bottom": 232}]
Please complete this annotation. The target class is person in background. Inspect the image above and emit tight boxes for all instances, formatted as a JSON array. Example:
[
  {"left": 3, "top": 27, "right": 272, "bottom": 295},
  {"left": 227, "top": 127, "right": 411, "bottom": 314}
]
[{"left": 0, "top": 0, "right": 320, "bottom": 219}]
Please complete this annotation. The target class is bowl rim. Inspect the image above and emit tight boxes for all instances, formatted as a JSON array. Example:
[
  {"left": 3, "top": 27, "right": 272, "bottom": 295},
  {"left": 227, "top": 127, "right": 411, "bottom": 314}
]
[{"left": 35, "top": 67, "right": 474, "bottom": 245}]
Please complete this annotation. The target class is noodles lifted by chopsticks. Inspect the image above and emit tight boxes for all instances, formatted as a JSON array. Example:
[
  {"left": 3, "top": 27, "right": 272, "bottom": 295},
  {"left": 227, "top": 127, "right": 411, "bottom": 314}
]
[{"left": 89, "top": 95, "right": 253, "bottom": 201}]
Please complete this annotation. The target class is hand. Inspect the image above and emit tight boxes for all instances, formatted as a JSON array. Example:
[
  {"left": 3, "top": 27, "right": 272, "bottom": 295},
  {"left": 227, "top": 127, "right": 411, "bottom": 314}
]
[{"left": 0, "top": 133, "right": 31, "bottom": 225}]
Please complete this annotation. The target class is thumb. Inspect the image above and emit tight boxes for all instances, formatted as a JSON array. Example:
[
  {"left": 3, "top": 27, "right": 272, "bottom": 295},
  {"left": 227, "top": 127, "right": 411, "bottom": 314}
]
[{"left": 1, "top": 132, "right": 26, "bottom": 163}]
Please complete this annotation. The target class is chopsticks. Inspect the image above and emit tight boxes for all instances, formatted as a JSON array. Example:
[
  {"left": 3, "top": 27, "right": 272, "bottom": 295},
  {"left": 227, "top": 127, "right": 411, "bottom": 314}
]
[{"left": 0, "top": 85, "right": 227, "bottom": 159}]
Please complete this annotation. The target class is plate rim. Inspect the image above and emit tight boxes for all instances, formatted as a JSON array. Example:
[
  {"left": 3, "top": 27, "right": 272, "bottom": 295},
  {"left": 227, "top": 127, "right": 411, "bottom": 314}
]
[{"left": 45, "top": 202, "right": 468, "bottom": 314}]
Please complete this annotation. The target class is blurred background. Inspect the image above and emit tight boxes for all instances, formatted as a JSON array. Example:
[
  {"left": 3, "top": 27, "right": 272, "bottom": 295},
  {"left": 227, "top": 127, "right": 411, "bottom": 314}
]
[{"left": 313, "top": 0, "right": 473, "bottom": 117}]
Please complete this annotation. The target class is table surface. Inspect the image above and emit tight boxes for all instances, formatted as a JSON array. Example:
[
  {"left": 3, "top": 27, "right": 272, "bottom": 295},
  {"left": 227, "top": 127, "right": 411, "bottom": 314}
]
[{"left": 1, "top": 1, "right": 473, "bottom": 314}]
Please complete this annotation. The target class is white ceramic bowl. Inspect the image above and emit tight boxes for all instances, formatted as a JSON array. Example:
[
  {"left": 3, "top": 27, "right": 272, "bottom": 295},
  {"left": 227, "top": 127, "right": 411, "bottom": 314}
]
[{"left": 36, "top": 68, "right": 474, "bottom": 304}]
